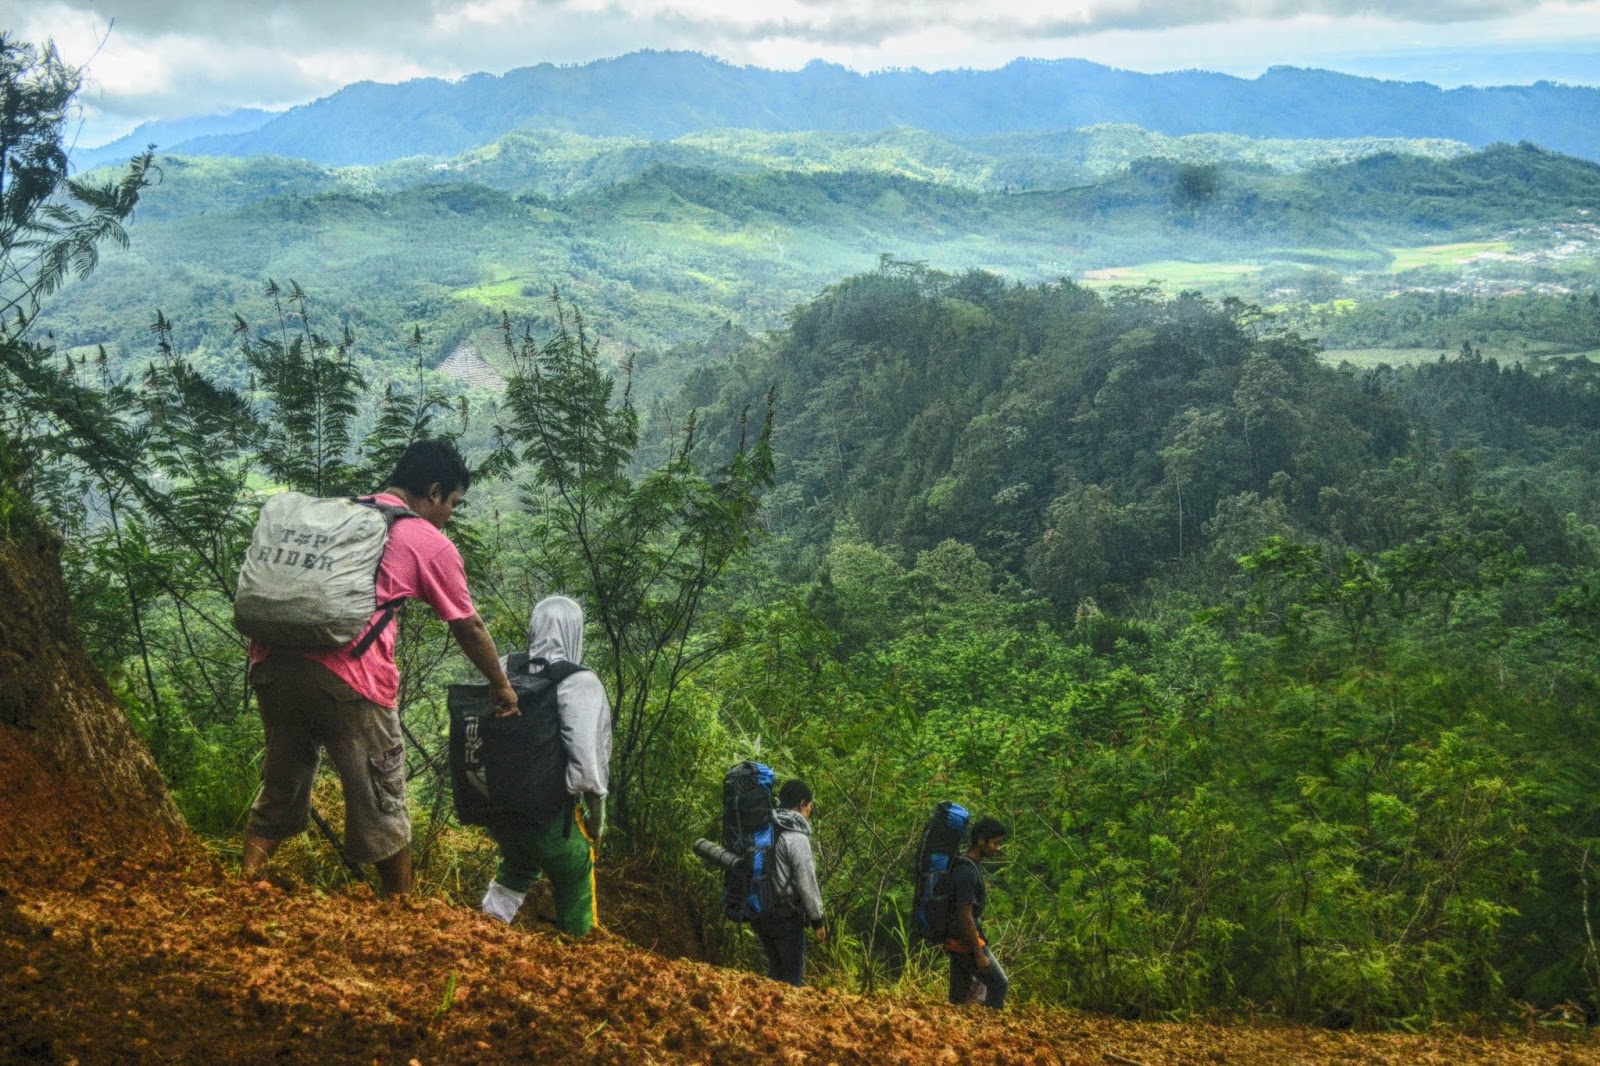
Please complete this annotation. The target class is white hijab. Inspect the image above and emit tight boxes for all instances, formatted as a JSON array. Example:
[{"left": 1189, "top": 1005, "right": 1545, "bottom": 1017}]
[{"left": 527, "top": 595, "right": 584, "bottom": 665}]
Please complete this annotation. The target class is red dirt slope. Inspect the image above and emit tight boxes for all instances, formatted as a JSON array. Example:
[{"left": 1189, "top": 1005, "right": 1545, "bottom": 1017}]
[
  {"left": 0, "top": 533, "right": 184, "bottom": 861},
  {"left": 5, "top": 846, "right": 1600, "bottom": 1066}
]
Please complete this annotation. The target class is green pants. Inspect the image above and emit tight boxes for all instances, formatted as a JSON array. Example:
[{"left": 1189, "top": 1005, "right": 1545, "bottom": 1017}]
[{"left": 485, "top": 807, "right": 597, "bottom": 936}]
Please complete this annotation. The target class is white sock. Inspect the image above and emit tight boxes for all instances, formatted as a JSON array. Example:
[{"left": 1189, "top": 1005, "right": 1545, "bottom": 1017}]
[{"left": 481, "top": 880, "right": 526, "bottom": 924}]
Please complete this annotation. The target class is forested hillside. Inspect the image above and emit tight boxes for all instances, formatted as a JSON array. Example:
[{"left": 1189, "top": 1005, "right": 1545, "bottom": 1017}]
[
  {"left": 671, "top": 264, "right": 1600, "bottom": 601},
  {"left": 141, "top": 52, "right": 1600, "bottom": 165},
  {"left": 637, "top": 264, "right": 1600, "bottom": 1022},
  {"left": 354, "top": 125, "right": 1468, "bottom": 200}
]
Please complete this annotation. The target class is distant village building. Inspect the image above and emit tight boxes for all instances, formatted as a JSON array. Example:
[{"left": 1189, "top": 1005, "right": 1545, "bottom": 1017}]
[{"left": 436, "top": 343, "right": 506, "bottom": 390}]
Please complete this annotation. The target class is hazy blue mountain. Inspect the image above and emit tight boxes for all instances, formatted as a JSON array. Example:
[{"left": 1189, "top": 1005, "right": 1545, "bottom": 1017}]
[
  {"left": 71, "top": 109, "right": 278, "bottom": 172},
  {"left": 160, "top": 53, "right": 1600, "bottom": 167}
]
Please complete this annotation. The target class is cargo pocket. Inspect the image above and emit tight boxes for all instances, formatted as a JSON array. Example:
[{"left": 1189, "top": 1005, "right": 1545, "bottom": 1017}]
[{"left": 369, "top": 743, "right": 406, "bottom": 815}]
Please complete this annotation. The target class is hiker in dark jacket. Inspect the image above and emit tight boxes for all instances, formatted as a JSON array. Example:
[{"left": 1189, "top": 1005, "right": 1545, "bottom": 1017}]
[
  {"left": 754, "top": 779, "right": 826, "bottom": 987},
  {"left": 946, "top": 816, "right": 1009, "bottom": 1010},
  {"left": 479, "top": 595, "right": 611, "bottom": 936}
]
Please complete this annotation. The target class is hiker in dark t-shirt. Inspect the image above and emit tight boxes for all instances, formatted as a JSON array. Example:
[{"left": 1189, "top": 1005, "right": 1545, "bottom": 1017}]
[{"left": 944, "top": 816, "right": 1009, "bottom": 1010}]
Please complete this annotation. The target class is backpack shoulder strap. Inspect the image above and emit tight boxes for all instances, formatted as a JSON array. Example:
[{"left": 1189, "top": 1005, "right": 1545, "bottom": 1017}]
[
  {"left": 538, "top": 659, "right": 591, "bottom": 686},
  {"left": 345, "top": 496, "right": 425, "bottom": 659},
  {"left": 531, "top": 657, "right": 591, "bottom": 840},
  {"left": 354, "top": 496, "right": 423, "bottom": 526}
]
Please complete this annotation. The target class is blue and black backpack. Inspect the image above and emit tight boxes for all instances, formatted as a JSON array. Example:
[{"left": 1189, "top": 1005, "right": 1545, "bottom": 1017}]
[
  {"left": 720, "top": 760, "right": 783, "bottom": 922},
  {"left": 912, "top": 801, "right": 970, "bottom": 944}
]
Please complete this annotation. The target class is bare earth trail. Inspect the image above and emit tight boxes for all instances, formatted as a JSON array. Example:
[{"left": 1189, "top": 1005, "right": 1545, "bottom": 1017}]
[
  {"left": 5, "top": 843, "right": 1599, "bottom": 1065},
  {"left": 3, "top": 537, "right": 1599, "bottom": 1064}
]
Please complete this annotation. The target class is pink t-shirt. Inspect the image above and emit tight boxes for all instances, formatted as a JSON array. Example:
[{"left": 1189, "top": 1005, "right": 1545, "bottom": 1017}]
[{"left": 250, "top": 493, "right": 477, "bottom": 708}]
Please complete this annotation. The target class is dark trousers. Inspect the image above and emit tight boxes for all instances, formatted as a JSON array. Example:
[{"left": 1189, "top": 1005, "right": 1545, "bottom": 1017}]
[
  {"left": 752, "top": 913, "right": 807, "bottom": 987},
  {"left": 948, "top": 946, "right": 1009, "bottom": 1010}
]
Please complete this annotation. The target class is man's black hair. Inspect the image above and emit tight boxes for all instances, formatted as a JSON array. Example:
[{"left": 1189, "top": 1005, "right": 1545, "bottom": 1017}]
[
  {"left": 778, "top": 779, "right": 814, "bottom": 810},
  {"left": 970, "top": 816, "right": 1009, "bottom": 846},
  {"left": 386, "top": 439, "right": 471, "bottom": 498}
]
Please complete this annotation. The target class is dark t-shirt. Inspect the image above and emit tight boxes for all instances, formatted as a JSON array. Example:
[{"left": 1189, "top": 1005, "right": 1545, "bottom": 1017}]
[{"left": 951, "top": 856, "right": 988, "bottom": 942}]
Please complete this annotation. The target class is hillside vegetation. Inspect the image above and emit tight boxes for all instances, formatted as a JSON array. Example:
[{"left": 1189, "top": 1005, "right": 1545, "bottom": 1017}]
[
  {"left": 40, "top": 139, "right": 1600, "bottom": 381},
  {"left": 357, "top": 125, "right": 1469, "bottom": 199},
  {"left": 671, "top": 264, "right": 1600, "bottom": 598}
]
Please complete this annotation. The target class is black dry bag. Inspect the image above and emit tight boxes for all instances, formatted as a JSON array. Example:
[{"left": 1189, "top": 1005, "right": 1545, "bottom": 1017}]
[{"left": 448, "top": 652, "right": 587, "bottom": 828}]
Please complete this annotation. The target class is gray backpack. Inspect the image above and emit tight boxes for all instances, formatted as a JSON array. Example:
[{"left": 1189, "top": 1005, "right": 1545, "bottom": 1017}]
[{"left": 233, "top": 492, "right": 420, "bottom": 655}]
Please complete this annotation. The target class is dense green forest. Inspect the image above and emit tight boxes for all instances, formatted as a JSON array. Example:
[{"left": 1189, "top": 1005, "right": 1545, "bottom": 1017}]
[{"left": 662, "top": 264, "right": 1600, "bottom": 592}]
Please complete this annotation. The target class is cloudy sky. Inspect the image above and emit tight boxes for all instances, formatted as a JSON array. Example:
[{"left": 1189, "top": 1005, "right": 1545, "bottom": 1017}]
[{"left": 11, "top": 0, "right": 1600, "bottom": 145}]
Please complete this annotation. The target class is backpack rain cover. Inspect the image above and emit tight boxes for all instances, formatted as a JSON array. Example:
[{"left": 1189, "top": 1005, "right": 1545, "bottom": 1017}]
[{"left": 233, "top": 492, "right": 416, "bottom": 650}]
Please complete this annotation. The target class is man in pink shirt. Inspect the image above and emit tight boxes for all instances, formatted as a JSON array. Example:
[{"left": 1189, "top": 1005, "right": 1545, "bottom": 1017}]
[{"left": 241, "top": 440, "right": 516, "bottom": 896}]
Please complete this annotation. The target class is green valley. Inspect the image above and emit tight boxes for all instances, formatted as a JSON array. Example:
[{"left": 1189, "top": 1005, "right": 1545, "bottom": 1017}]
[{"left": 43, "top": 136, "right": 1600, "bottom": 390}]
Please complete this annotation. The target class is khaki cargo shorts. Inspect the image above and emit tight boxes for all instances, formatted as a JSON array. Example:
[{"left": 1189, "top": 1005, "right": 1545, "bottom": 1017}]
[{"left": 245, "top": 655, "right": 409, "bottom": 865}]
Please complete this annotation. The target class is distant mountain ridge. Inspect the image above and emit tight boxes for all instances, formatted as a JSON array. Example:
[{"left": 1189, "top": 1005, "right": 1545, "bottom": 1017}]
[
  {"left": 154, "top": 52, "right": 1600, "bottom": 167},
  {"left": 73, "top": 109, "right": 278, "bottom": 172},
  {"left": 75, "top": 121, "right": 1473, "bottom": 221}
]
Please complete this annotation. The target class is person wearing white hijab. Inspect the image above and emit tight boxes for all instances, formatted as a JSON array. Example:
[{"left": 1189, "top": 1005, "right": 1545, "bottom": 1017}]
[{"left": 480, "top": 596, "right": 613, "bottom": 934}]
